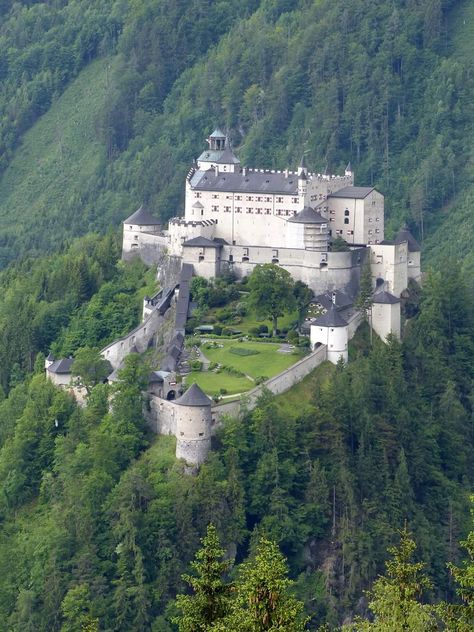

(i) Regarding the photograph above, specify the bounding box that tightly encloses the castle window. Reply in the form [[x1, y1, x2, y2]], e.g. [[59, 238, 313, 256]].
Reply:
[[368, 229, 373, 235], [199, 432, 204, 436], [376, 255, 383, 263], [235, 195, 242, 201], [224, 206, 231, 212], [344, 218, 349, 224], [211, 205, 218, 212], [292, 197, 299, 203], [375, 228, 380, 233], [242, 256, 249, 262], [276, 196, 283, 203], [195, 192, 202, 198], [265, 196, 272, 202], [246, 208, 253, 213], [235, 206, 242, 213], [372, 199, 376, 205], [265, 209, 271, 214], [256, 208, 262, 214], [368, 217, 372, 222], [256, 196, 262, 202], [376, 217, 380, 221], [246, 195, 253, 201], [199, 255, 204, 262], [229, 254, 234, 262], [345, 209, 349, 216], [243, 248, 249, 256], [212, 194, 219, 199]]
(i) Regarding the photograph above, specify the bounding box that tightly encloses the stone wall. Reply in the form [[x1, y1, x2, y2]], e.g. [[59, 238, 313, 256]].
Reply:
[[122, 231, 167, 266], [211, 344, 328, 424]]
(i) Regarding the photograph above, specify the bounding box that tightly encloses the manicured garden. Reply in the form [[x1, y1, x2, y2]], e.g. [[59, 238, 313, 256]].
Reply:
[[185, 339, 306, 397]]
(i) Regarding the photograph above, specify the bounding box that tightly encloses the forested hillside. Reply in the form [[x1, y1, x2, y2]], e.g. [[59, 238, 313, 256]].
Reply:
[[0, 0, 472, 271], [0, 1, 473, 630]]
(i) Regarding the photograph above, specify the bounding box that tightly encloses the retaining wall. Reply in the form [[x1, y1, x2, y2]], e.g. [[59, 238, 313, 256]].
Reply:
[[211, 344, 328, 424]]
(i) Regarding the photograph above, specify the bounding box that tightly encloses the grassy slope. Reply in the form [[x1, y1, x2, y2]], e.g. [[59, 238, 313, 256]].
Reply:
[[423, 0, 474, 275], [0, 57, 116, 262]]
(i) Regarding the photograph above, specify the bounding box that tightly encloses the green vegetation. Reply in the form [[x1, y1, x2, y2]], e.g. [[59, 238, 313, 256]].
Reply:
[[186, 371, 253, 397], [248, 264, 296, 336], [201, 340, 304, 379]]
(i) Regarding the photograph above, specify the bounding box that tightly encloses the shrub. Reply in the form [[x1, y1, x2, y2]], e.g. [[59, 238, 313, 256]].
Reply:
[[219, 388, 228, 395], [209, 362, 218, 371], [258, 324, 269, 334], [255, 375, 268, 385], [189, 360, 202, 371], [249, 326, 260, 335]]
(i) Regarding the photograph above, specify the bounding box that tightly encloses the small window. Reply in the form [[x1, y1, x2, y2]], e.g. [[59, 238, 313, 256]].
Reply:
[[199, 255, 204, 262], [344, 209, 349, 216], [344, 218, 349, 224]]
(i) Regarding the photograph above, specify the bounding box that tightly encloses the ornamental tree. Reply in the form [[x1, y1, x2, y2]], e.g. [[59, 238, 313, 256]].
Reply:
[[248, 264, 295, 336]]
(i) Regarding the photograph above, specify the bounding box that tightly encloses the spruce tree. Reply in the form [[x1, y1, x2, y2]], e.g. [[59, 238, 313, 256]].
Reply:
[[174, 524, 232, 632], [211, 537, 308, 631]]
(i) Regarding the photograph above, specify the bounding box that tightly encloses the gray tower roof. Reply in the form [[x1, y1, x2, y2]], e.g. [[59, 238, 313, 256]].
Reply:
[[372, 290, 400, 304], [395, 225, 421, 252], [176, 383, 211, 407], [47, 358, 74, 374], [313, 304, 347, 327], [209, 128, 226, 138], [288, 206, 326, 224], [328, 186, 375, 199], [123, 205, 161, 225]]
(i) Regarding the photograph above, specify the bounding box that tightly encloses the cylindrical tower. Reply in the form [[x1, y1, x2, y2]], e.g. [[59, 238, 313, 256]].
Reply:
[[174, 383, 212, 466], [310, 303, 349, 364]]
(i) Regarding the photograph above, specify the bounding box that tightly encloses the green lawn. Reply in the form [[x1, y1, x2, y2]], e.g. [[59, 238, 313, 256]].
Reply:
[[274, 361, 335, 417], [186, 371, 253, 396], [200, 339, 305, 379]]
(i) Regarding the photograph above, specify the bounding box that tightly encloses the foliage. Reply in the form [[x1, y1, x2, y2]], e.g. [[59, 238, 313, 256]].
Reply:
[[211, 537, 308, 631], [71, 347, 112, 394], [346, 528, 437, 631], [248, 264, 296, 336], [174, 524, 233, 632]]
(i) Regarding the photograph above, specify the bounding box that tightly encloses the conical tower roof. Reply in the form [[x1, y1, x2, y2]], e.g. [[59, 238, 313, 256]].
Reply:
[[124, 205, 161, 225], [313, 303, 347, 327], [176, 383, 211, 407], [209, 128, 226, 138], [288, 206, 326, 224]]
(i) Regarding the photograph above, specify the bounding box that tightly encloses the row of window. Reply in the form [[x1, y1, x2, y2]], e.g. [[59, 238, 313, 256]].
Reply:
[[203, 193, 299, 203]]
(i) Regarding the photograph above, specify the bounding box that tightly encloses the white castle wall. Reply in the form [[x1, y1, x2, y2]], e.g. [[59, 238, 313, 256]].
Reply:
[[175, 403, 212, 466], [370, 242, 408, 297], [372, 302, 401, 341], [122, 229, 167, 265]]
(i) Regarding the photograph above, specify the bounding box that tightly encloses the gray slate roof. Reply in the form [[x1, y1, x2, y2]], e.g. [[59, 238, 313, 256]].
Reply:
[[315, 289, 353, 311], [313, 304, 348, 327], [288, 206, 326, 224], [328, 186, 375, 199], [176, 383, 211, 407], [209, 128, 226, 138], [191, 169, 299, 195], [183, 236, 222, 248], [372, 290, 400, 304], [395, 226, 421, 252], [124, 205, 161, 225], [48, 358, 73, 374], [197, 147, 240, 165]]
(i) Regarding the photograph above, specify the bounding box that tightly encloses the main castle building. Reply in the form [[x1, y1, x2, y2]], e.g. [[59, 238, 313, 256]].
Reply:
[[123, 128, 419, 301]]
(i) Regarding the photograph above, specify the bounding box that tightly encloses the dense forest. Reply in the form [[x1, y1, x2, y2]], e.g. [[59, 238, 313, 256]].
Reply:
[[0, 234, 472, 629], [0, 0, 472, 271], [0, 0, 472, 630]]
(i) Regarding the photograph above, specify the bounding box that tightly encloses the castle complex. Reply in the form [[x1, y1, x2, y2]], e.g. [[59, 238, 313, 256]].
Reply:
[[48, 129, 422, 467]]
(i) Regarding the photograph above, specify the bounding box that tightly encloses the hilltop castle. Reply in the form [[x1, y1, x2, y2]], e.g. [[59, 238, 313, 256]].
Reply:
[[123, 128, 420, 339], [47, 130, 422, 468]]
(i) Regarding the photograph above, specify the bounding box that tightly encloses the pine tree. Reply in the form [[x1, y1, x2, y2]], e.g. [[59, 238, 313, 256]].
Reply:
[[347, 527, 437, 631], [211, 537, 308, 631], [174, 524, 233, 632]]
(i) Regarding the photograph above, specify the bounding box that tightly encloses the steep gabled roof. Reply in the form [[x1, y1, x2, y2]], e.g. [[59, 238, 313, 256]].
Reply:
[[328, 186, 375, 199], [192, 201, 204, 209], [373, 290, 400, 304], [312, 304, 347, 327], [47, 358, 73, 374], [191, 169, 299, 195], [215, 147, 240, 164], [123, 205, 161, 225], [176, 383, 211, 407], [183, 236, 222, 248], [395, 226, 421, 252], [288, 206, 326, 224]]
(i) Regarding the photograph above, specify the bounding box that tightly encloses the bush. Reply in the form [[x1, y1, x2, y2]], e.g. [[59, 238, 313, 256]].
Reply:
[[255, 375, 268, 385], [209, 362, 218, 371], [219, 388, 228, 395], [249, 326, 260, 335], [258, 324, 269, 334], [189, 360, 202, 371]]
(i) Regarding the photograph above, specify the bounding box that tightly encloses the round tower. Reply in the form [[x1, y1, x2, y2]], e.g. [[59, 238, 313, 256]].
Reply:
[[310, 303, 349, 364], [174, 383, 212, 466], [286, 206, 329, 251]]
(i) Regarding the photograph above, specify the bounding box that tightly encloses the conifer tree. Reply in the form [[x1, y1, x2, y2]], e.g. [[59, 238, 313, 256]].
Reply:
[[211, 537, 308, 631], [174, 524, 233, 632], [346, 527, 437, 631]]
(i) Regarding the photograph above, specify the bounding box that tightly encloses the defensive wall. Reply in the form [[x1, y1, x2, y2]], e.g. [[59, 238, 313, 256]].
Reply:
[[210, 343, 328, 424], [122, 231, 167, 266]]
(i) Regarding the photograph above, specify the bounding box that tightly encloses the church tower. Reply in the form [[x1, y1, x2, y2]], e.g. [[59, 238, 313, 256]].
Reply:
[[196, 128, 240, 173]]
